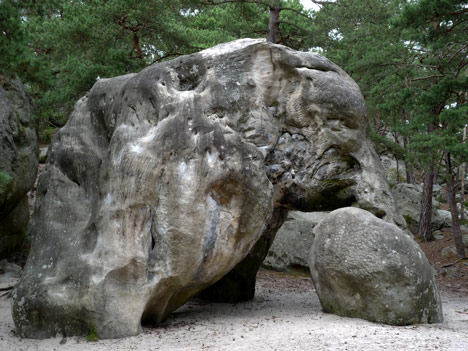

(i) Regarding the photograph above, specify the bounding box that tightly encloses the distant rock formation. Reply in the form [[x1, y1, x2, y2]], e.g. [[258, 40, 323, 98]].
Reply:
[[0, 77, 38, 259], [392, 183, 449, 234], [14, 39, 405, 339], [263, 211, 329, 272], [310, 207, 443, 325]]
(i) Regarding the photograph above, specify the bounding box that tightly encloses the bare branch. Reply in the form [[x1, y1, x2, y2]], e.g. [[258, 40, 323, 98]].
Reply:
[[409, 74, 445, 82], [377, 62, 439, 69], [150, 51, 185, 65], [311, 0, 339, 7], [444, 44, 468, 65], [201, 0, 271, 8], [455, 60, 468, 78]]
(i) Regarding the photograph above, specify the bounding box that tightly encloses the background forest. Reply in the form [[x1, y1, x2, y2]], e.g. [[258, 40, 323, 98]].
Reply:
[[1, 0, 467, 248]]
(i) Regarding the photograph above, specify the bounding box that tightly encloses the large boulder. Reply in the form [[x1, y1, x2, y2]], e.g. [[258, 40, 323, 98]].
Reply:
[[14, 39, 403, 339], [263, 211, 329, 272], [0, 77, 38, 258], [310, 207, 443, 325], [392, 183, 446, 233], [436, 209, 452, 228], [198, 39, 405, 302]]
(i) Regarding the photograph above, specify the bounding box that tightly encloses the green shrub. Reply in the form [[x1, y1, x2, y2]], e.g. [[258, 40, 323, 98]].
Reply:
[[86, 324, 99, 342], [0, 172, 12, 189], [38, 126, 57, 144], [387, 168, 405, 186], [403, 214, 415, 226]]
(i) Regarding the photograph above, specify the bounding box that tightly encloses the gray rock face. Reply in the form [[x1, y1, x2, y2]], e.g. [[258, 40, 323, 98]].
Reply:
[[379, 155, 406, 187], [436, 209, 452, 228], [263, 211, 329, 271], [14, 39, 402, 339], [310, 207, 443, 325], [392, 183, 446, 233], [0, 78, 38, 258], [0, 259, 22, 290], [198, 209, 288, 302], [432, 184, 444, 201], [456, 203, 468, 218]]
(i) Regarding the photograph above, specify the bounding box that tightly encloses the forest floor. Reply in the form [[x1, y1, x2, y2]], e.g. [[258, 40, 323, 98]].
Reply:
[[419, 227, 468, 294], [1, 164, 465, 350]]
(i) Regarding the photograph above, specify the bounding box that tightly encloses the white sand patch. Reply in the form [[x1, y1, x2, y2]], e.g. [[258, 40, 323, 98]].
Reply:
[[1, 270, 467, 350]]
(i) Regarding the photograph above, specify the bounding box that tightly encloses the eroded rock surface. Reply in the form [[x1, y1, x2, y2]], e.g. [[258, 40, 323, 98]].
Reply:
[[310, 207, 443, 325], [0, 78, 38, 259], [14, 39, 403, 339], [263, 211, 329, 272]]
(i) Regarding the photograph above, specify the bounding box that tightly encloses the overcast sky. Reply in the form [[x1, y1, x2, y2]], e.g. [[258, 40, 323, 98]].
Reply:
[[300, 0, 321, 11]]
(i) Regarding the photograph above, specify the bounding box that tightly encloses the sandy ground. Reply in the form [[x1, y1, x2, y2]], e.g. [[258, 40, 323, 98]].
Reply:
[[1, 270, 468, 351]]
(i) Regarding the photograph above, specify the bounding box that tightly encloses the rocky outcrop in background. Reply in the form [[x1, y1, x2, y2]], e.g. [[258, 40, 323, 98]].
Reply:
[[14, 39, 406, 339], [380, 155, 406, 187], [263, 211, 329, 272], [0, 77, 38, 259], [392, 183, 452, 234], [310, 207, 443, 325]]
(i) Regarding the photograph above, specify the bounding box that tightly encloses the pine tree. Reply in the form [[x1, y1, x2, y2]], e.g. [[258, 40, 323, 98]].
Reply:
[[397, 0, 468, 253], [0, 0, 30, 77]]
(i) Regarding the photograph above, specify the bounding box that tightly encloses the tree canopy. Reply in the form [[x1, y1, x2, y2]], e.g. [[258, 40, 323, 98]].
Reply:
[[2, 0, 315, 140], [2, 0, 468, 189], [2, 0, 468, 251]]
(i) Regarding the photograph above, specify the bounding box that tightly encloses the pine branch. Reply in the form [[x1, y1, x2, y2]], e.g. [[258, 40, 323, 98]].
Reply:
[[279, 6, 313, 20], [278, 20, 312, 34], [428, 8, 468, 22]]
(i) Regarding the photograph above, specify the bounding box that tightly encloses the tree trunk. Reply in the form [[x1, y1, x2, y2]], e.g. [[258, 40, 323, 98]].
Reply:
[[418, 168, 435, 241], [446, 153, 466, 259], [396, 157, 400, 184], [268, 4, 281, 43], [406, 167, 413, 184], [133, 33, 144, 61], [461, 125, 467, 221], [402, 129, 413, 184]]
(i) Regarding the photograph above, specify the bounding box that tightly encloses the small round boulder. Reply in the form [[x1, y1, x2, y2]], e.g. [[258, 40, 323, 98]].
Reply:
[[309, 207, 443, 325]]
